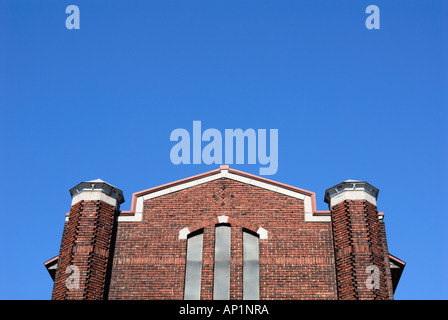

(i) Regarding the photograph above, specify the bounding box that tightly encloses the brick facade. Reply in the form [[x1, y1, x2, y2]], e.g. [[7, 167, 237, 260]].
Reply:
[[46, 167, 404, 300], [52, 200, 117, 300], [330, 200, 388, 299]]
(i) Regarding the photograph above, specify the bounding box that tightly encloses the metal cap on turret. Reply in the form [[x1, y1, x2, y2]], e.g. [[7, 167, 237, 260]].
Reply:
[[324, 180, 379, 208], [69, 179, 124, 208]]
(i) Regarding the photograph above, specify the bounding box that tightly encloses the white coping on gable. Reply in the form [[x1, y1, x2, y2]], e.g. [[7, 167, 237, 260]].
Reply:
[[117, 170, 330, 222], [117, 196, 144, 222], [304, 196, 331, 222], [142, 173, 223, 201]]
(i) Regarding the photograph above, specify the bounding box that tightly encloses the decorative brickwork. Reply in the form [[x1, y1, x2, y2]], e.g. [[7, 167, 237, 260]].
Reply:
[[46, 169, 404, 300], [52, 200, 117, 300], [330, 200, 390, 299], [107, 178, 337, 300]]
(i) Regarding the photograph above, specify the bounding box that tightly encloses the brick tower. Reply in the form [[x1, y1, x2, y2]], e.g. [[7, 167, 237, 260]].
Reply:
[[325, 180, 391, 299], [51, 179, 124, 300]]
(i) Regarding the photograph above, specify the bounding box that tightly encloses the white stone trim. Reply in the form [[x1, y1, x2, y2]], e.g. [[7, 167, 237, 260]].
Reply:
[[303, 195, 331, 222], [220, 169, 229, 177], [142, 173, 223, 201], [276, 187, 306, 200], [225, 172, 251, 185], [141, 187, 174, 200], [179, 227, 190, 240], [248, 178, 276, 191], [257, 226, 268, 239], [227, 172, 307, 200], [325, 180, 379, 208], [329, 190, 377, 207], [67, 179, 124, 222], [117, 212, 143, 222], [135, 196, 144, 213], [71, 191, 119, 208], [117, 197, 144, 222], [218, 215, 229, 223]]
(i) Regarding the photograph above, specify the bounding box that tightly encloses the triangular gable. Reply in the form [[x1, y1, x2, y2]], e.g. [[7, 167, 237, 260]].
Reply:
[[118, 165, 330, 222]]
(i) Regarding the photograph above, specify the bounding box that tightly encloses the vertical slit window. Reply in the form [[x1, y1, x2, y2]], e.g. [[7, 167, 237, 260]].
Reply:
[[243, 229, 260, 300], [213, 224, 231, 300], [184, 229, 203, 300]]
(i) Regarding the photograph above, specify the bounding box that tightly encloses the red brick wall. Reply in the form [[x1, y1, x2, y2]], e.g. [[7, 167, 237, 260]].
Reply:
[[331, 200, 390, 300], [107, 178, 338, 300], [380, 218, 394, 299], [52, 200, 116, 300]]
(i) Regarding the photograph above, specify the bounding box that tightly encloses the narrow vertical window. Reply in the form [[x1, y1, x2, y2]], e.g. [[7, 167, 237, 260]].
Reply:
[[213, 224, 231, 300], [184, 229, 203, 300], [243, 229, 259, 300]]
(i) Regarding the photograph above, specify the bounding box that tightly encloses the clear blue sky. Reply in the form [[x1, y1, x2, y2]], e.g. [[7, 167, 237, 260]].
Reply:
[[0, 1, 446, 300]]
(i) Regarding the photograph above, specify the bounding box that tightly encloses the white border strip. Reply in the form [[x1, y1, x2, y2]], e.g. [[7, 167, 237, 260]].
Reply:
[[71, 191, 119, 208], [304, 196, 330, 222]]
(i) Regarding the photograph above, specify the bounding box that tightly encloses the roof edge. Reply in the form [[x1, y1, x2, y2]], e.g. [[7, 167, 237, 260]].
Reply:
[[120, 166, 328, 218]]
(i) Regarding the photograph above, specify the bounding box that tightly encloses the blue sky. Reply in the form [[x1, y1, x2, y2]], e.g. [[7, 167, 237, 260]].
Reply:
[[0, 0, 447, 300]]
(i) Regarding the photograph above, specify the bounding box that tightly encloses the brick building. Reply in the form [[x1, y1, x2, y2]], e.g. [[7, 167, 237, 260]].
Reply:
[[44, 165, 405, 300]]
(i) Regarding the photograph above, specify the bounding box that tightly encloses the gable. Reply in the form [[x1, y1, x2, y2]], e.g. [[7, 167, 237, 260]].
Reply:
[[118, 165, 330, 222]]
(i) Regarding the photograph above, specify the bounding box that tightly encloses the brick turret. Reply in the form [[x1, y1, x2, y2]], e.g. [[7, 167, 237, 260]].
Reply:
[[325, 180, 391, 299], [51, 179, 124, 300]]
